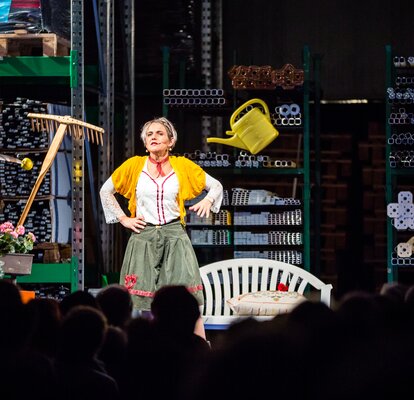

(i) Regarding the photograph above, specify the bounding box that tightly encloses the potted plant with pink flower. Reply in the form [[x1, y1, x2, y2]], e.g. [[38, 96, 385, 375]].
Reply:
[[0, 221, 36, 278]]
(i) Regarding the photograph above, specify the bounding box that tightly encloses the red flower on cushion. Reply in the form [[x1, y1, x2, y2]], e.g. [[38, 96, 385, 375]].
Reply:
[[277, 283, 289, 292], [125, 274, 137, 290]]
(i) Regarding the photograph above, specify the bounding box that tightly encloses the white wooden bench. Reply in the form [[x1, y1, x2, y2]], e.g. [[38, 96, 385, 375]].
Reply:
[[199, 258, 333, 330]]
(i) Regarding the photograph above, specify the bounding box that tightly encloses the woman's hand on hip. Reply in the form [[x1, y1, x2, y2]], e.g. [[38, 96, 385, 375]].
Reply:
[[189, 197, 213, 219], [118, 215, 146, 233]]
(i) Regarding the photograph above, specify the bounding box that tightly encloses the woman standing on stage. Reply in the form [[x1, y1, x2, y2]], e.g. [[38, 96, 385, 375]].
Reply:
[[100, 117, 223, 336]]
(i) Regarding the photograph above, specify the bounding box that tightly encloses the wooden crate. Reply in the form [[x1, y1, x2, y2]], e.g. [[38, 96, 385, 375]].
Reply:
[[0, 30, 70, 56]]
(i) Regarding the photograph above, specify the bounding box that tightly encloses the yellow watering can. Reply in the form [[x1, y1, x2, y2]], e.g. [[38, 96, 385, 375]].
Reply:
[[206, 98, 279, 154]]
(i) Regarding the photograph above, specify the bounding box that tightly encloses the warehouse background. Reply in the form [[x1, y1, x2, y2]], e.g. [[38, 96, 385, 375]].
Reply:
[[125, 0, 414, 297], [1, 0, 413, 299]]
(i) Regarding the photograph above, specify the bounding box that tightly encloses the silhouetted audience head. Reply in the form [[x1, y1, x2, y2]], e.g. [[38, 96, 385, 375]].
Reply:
[[57, 305, 107, 362], [0, 280, 27, 351], [59, 290, 99, 316], [151, 285, 200, 335], [380, 282, 408, 305], [335, 291, 382, 339], [25, 298, 61, 358], [96, 284, 132, 328]]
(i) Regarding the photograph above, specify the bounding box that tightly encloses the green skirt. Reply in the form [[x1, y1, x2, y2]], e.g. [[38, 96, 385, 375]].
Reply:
[[120, 220, 204, 311]]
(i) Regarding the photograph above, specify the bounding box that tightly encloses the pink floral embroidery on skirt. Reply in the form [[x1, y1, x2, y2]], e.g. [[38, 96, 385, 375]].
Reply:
[[124, 274, 138, 290]]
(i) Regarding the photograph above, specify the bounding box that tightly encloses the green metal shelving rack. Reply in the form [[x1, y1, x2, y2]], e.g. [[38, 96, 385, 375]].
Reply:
[[0, 2, 85, 290], [385, 44, 414, 283], [167, 45, 313, 273], [0, 51, 79, 290]]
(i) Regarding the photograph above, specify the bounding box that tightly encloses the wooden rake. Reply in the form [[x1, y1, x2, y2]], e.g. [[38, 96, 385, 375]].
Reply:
[[18, 113, 104, 227]]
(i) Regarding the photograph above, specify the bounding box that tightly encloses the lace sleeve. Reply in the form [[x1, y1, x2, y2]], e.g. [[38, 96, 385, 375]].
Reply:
[[99, 177, 127, 224], [205, 173, 223, 213]]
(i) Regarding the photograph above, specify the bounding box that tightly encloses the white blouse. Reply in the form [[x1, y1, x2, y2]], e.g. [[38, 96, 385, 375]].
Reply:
[[100, 158, 223, 224]]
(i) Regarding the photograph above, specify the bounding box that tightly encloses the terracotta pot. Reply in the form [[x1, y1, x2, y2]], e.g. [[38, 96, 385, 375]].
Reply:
[[0, 253, 33, 275]]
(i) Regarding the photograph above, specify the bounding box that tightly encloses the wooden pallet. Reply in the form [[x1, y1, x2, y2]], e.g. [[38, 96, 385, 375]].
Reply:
[[0, 30, 70, 56]]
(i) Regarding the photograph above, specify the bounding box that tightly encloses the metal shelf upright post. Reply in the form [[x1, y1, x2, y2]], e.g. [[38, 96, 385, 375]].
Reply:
[[71, 0, 85, 289]]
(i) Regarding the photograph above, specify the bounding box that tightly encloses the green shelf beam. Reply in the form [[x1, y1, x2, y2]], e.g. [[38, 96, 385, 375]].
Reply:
[[17, 257, 78, 293], [0, 51, 103, 89], [0, 56, 71, 77]]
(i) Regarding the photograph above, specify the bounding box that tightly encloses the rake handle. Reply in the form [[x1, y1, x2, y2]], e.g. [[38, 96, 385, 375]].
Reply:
[[18, 123, 68, 227]]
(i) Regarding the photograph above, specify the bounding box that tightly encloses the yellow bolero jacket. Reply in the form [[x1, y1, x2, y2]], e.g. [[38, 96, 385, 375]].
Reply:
[[111, 156, 206, 225]]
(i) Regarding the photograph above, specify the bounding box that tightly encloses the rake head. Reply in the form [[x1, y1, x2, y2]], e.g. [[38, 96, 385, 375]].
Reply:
[[28, 113, 105, 145], [17, 113, 105, 228]]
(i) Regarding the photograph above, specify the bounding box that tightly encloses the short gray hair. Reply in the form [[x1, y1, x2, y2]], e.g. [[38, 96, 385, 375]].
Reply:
[[140, 117, 177, 149]]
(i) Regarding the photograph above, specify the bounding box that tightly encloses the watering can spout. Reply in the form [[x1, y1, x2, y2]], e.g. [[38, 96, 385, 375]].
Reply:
[[206, 135, 249, 151]]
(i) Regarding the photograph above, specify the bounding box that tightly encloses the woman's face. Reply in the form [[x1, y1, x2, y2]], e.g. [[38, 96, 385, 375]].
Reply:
[[145, 122, 174, 155]]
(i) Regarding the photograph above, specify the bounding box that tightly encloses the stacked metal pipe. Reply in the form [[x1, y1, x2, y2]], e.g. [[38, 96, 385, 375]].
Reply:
[[271, 63, 305, 90], [185, 189, 230, 207], [0, 98, 48, 148], [231, 188, 300, 206], [228, 65, 275, 89], [189, 228, 231, 245], [388, 132, 414, 145], [395, 76, 414, 86], [0, 199, 53, 242], [387, 88, 414, 104], [234, 231, 302, 245], [0, 152, 51, 197], [233, 209, 302, 225], [163, 88, 227, 107], [387, 107, 414, 124], [393, 56, 414, 68], [182, 150, 296, 169], [234, 250, 303, 265], [186, 209, 231, 226], [389, 150, 414, 168], [183, 150, 232, 167], [235, 151, 296, 168], [271, 104, 302, 126], [228, 63, 304, 90], [391, 253, 414, 266]]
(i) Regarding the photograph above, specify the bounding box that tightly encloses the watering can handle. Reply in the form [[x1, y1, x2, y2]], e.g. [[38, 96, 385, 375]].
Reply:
[[230, 98, 270, 129]]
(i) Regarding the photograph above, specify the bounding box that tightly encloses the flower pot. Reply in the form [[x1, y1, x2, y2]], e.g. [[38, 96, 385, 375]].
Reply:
[[0, 253, 34, 275]]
